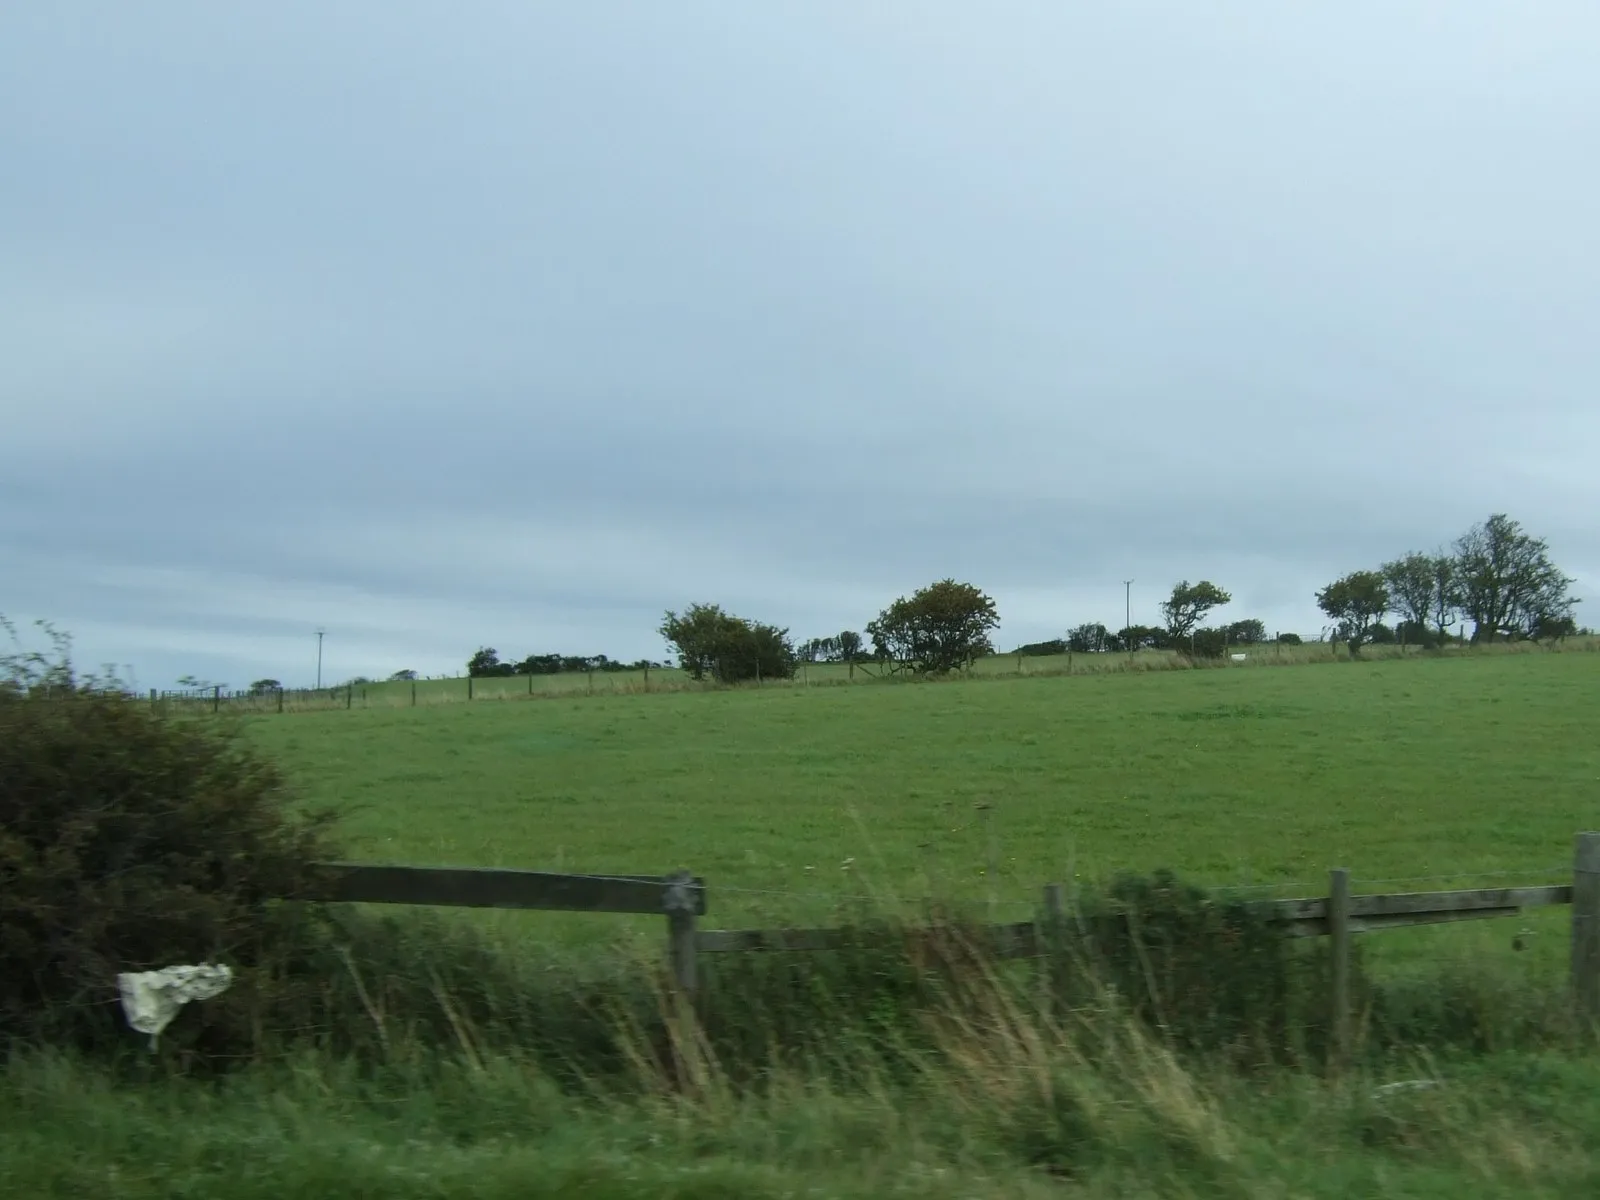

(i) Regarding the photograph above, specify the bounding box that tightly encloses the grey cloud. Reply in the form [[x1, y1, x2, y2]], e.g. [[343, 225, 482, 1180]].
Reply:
[[4, 3, 1597, 687]]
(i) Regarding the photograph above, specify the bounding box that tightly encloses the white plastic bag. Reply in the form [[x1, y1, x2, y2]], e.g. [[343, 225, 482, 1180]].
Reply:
[[117, 964, 234, 1049]]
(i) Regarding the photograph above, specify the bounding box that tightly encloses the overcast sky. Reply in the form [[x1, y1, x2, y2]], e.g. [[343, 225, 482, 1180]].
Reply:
[[3, 3, 1597, 689]]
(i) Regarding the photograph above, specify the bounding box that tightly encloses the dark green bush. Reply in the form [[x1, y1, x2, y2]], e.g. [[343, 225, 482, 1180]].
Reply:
[[1047, 870, 1338, 1063], [0, 652, 340, 1059]]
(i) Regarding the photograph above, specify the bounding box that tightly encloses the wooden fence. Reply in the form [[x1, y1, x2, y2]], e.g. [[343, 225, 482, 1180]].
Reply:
[[311, 831, 1600, 1062]]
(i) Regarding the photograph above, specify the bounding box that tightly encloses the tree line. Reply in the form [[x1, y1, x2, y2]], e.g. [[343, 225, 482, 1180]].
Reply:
[[1314, 512, 1581, 656], [445, 512, 1582, 687], [465, 648, 665, 678], [651, 512, 1583, 683]]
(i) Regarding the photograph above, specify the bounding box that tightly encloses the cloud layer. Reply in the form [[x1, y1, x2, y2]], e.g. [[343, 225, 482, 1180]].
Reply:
[[4, 3, 1596, 688]]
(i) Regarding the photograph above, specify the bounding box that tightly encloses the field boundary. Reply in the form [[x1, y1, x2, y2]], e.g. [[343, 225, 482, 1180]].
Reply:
[[127, 636, 1600, 714], [306, 832, 1600, 1066]]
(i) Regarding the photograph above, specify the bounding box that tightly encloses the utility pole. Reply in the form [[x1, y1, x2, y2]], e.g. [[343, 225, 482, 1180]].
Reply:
[[1123, 580, 1133, 659], [316, 628, 326, 690]]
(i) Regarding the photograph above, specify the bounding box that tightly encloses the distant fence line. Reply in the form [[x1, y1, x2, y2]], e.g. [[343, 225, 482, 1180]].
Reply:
[[307, 831, 1600, 1069], [132, 637, 1600, 715]]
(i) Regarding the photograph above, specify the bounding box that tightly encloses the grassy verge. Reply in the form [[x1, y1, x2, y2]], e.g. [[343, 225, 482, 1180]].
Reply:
[[5, 991, 1598, 1197], [8, 883, 1599, 1197]]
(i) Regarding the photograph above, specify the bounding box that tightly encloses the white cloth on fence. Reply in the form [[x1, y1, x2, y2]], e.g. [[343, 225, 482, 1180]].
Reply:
[[117, 964, 234, 1047]]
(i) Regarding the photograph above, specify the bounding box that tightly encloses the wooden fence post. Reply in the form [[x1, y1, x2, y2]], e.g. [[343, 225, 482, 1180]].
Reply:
[[1571, 832, 1600, 1023], [212, 685, 220, 713], [149, 687, 157, 706], [643, 663, 650, 692], [346, 684, 353, 710], [467, 675, 474, 701], [277, 687, 284, 714], [1328, 867, 1352, 1070], [411, 681, 417, 707], [663, 870, 700, 999]]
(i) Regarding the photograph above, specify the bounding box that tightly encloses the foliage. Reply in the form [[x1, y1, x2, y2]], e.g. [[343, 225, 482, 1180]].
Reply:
[[1015, 638, 1068, 657], [660, 603, 796, 684], [1225, 619, 1267, 645], [467, 647, 515, 678], [1453, 513, 1579, 642], [1393, 619, 1439, 648], [1067, 623, 1111, 653], [1275, 632, 1303, 645], [1112, 624, 1166, 652], [798, 631, 867, 663], [0, 631, 340, 1058], [388, 669, 418, 681], [867, 579, 1000, 675], [1186, 627, 1228, 659], [1160, 580, 1231, 638], [1056, 870, 1325, 1056], [248, 679, 281, 695], [1316, 570, 1390, 657], [1530, 614, 1580, 642], [1381, 552, 1439, 639]]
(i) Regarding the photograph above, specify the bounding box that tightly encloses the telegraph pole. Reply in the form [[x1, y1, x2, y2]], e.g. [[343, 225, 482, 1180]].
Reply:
[[1123, 580, 1133, 659], [316, 628, 326, 689]]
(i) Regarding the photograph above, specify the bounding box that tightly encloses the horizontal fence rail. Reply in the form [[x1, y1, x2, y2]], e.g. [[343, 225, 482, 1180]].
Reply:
[[303, 832, 1600, 1062], [314, 863, 707, 916]]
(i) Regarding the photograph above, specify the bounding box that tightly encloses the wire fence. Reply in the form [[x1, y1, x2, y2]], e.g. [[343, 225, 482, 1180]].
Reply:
[[115, 635, 1600, 716]]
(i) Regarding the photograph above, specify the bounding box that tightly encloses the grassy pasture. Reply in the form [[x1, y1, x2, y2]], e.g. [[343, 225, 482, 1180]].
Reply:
[[215, 635, 1600, 711], [9, 650, 1600, 1197], [247, 649, 1600, 972]]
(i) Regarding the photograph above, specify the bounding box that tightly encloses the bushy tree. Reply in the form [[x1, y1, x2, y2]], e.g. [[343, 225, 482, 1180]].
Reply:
[[1225, 619, 1267, 645], [1067, 623, 1110, 653], [248, 678, 281, 695], [660, 603, 796, 683], [1316, 570, 1390, 657], [1276, 632, 1303, 645], [0, 622, 340, 1057], [867, 579, 999, 675], [1161, 581, 1231, 639], [1381, 552, 1438, 643], [1113, 624, 1166, 652], [1453, 513, 1578, 642], [466, 647, 515, 677], [1188, 628, 1227, 659], [389, 669, 418, 681], [1015, 638, 1068, 656]]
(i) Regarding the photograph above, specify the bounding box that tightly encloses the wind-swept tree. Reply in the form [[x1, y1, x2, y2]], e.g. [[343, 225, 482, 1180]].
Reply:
[[1452, 514, 1578, 642], [660, 603, 796, 683], [1067, 623, 1110, 653], [1382, 552, 1439, 646], [1316, 571, 1390, 658], [1161, 581, 1231, 640], [867, 579, 999, 675]]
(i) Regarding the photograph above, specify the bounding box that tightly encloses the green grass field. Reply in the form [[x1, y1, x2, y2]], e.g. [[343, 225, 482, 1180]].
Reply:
[[203, 634, 1599, 711], [11, 648, 1600, 1197], [248, 649, 1600, 925]]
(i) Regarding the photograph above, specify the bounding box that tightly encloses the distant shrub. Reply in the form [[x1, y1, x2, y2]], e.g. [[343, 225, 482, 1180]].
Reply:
[[0, 627, 340, 1059], [1276, 632, 1303, 645], [1051, 870, 1331, 1060], [1015, 639, 1067, 657], [1186, 628, 1228, 660]]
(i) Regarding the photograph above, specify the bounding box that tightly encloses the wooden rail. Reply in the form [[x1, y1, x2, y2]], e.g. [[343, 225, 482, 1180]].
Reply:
[[316, 862, 706, 915], [305, 833, 1600, 1032]]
